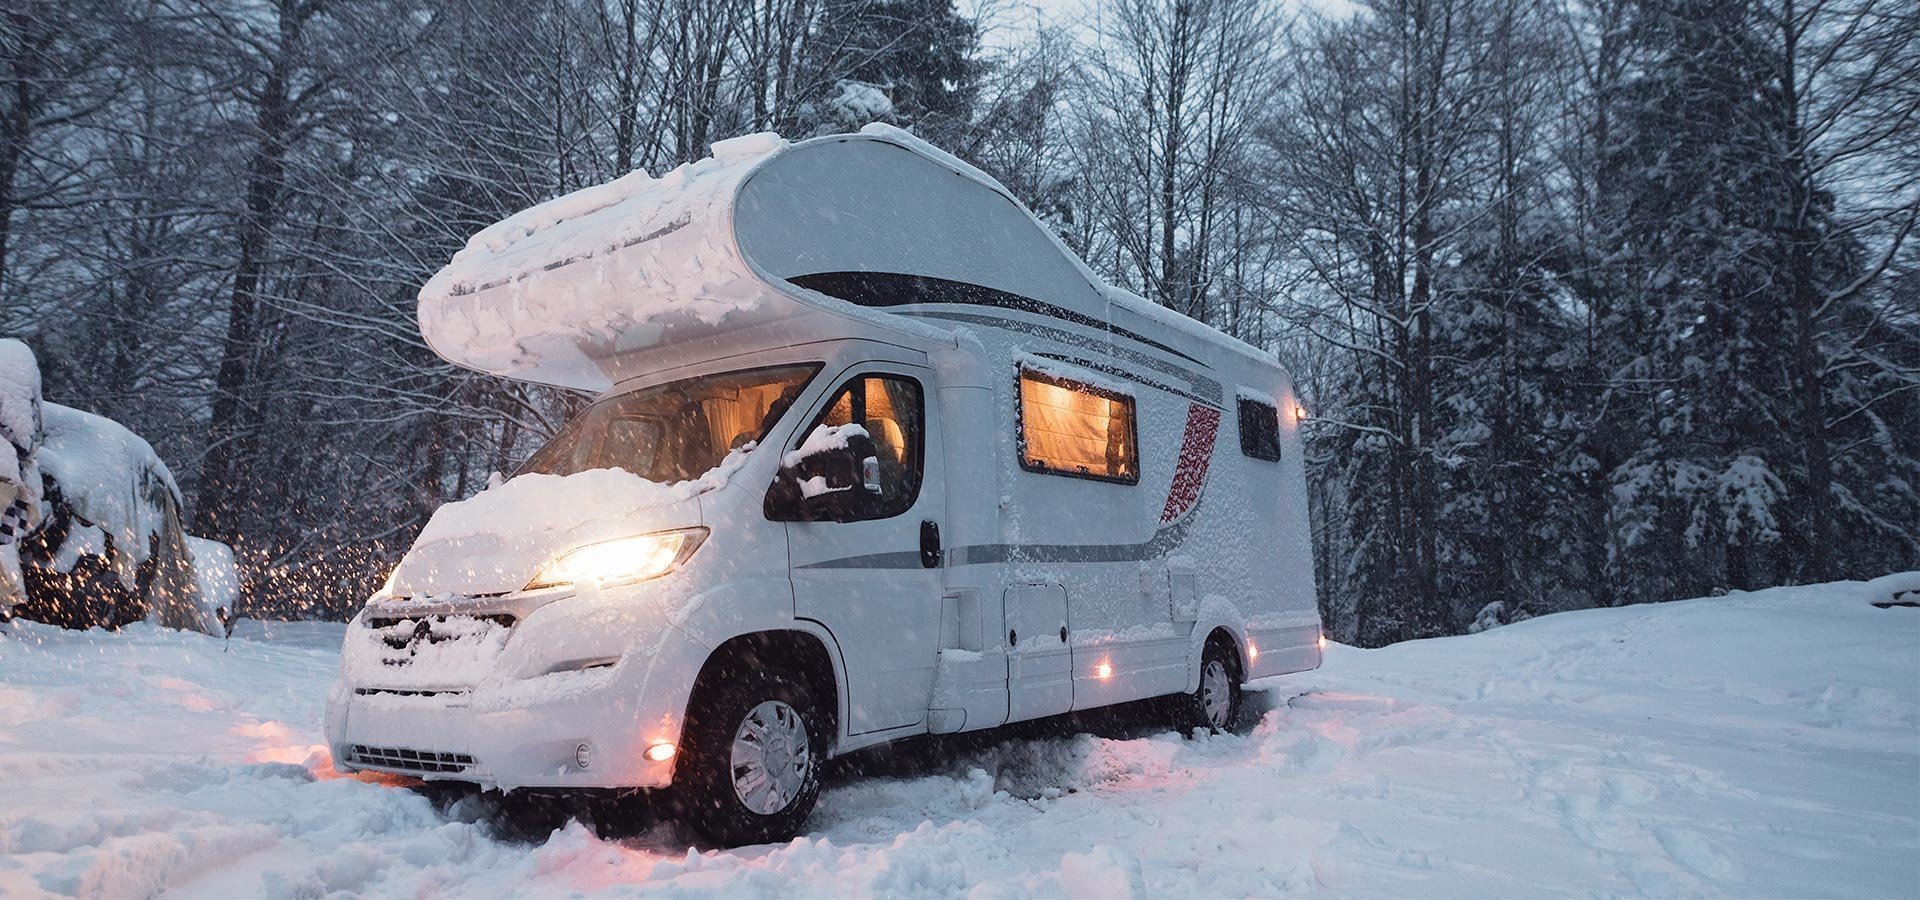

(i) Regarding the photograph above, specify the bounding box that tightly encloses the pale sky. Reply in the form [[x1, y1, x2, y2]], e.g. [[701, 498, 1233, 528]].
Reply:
[[962, 0, 1359, 51]]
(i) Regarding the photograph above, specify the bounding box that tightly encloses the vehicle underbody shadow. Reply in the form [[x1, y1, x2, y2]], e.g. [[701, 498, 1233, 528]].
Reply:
[[819, 687, 1285, 796], [402, 688, 1285, 849], [822, 696, 1190, 787], [408, 780, 722, 849]]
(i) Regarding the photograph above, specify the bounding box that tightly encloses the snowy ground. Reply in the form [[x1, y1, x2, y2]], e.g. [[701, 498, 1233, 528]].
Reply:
[[2, 578, 1916, 898]]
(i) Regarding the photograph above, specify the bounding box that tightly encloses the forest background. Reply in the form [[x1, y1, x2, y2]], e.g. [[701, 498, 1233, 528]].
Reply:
[[2, 0, 1914, 643]]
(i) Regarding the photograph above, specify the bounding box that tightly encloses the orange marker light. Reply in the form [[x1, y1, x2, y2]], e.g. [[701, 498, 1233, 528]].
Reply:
[[1318, 633, 1328, 652], [1247, 640, 1260, 661], [645, 743, 676, 762], [1295, 403, 1310, 423], [1095, 662, 1113, 680]]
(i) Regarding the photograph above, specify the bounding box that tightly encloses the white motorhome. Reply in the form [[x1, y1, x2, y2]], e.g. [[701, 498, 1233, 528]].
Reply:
[[325, 126, 1321, 845]]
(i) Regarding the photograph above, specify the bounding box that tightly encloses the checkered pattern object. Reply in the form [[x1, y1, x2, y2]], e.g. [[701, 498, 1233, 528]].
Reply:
[[0, 496, 32, 545]]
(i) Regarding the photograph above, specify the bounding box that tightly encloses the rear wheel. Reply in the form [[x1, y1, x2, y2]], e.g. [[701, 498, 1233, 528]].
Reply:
[[1176, 638, 1242, 733], [677, 668, 825, 845]]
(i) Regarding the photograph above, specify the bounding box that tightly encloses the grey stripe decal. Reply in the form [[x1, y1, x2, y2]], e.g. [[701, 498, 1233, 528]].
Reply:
[[949, 507, 1198, 566], [786, 270, 1208, 367], [796, 494, 1205, 570], [901, 310, 1225, 406], [796, 550, 925, 570]]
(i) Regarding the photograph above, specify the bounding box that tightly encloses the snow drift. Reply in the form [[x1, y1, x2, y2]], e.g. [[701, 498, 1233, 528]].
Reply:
[[1, 576, 1914, 897]]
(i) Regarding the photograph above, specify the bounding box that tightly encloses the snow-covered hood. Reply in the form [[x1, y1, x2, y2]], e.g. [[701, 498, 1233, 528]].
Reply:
[[390, 464, 728, 597]]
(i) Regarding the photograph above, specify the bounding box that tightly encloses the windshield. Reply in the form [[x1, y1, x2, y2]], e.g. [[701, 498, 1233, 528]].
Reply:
[[516, 364, 821, 482]]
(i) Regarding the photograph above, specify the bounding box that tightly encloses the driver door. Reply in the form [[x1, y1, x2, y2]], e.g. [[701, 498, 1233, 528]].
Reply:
[[781, 365, 945, 735]]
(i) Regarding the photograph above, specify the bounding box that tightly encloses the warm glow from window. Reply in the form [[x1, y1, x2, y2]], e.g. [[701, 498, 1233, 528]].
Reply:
[[1019, 370, 1137, 482], [1095, 662, 1113, 679]]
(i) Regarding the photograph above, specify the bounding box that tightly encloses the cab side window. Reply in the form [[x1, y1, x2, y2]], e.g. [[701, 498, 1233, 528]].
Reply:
[[796, 374, 925, 520]]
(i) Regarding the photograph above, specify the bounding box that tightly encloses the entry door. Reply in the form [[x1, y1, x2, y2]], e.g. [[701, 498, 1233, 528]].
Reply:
[[786, 367, 945, 734], [1005, 582, 1072, 722]]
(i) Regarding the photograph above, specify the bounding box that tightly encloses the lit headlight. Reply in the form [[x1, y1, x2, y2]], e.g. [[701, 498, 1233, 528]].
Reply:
[[527, 527, 708, 591]]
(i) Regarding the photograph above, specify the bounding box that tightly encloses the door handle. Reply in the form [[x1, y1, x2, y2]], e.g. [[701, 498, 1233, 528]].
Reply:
[[1059, 626, 1068, 643], [920, 520, 941, 568]]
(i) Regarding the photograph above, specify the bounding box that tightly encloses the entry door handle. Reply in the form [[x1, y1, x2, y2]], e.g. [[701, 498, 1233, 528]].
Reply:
[[920, 520, 941, 568]]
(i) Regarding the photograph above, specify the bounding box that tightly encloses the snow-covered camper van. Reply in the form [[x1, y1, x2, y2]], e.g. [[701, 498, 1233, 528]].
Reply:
[[326, 126, 1321, 844]]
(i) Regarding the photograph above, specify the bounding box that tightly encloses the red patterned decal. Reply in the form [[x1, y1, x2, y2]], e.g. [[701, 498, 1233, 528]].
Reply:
[[1161, 405, 1221, 523]]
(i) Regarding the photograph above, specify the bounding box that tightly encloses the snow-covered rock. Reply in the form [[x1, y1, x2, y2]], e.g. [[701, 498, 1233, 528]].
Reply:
[[0, 340, 43, 611], [0, 348, 213, 632], [38, 403, 182, 583], [1467, 599, 1507, 633], [28, 403, 206, 632], [187, 536, 240, 633], [0, 338, 41, 455]]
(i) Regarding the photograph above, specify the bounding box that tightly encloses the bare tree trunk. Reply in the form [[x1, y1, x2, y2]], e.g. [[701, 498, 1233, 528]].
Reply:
[[0, 74, 30, 308], [197, 3, 308, 539]]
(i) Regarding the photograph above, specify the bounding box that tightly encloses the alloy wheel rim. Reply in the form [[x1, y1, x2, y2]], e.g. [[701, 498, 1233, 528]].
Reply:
[[730, 699, 811, 815], [1201, 659, 1233, 727]]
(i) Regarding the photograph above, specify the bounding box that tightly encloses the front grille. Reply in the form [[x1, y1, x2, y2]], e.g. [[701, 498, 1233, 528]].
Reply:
[[385, 590, 511, 604], [365, 612, 517, 632], [365, 613, 517, 654], [353, 687, 470, 698], [348, 744, 475, 773]]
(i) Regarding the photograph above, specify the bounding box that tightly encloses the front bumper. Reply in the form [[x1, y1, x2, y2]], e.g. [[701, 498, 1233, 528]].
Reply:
[[326, 670, 679, 790], [324, 589, 711, 791]]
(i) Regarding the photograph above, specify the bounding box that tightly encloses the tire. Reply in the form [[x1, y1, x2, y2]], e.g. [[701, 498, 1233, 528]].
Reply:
[[1176, 638, 1242, 734], [676, 667, 826, 845]]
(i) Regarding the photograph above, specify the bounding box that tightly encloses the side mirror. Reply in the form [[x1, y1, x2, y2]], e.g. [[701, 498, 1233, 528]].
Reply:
[[765, 424, 882, 522]]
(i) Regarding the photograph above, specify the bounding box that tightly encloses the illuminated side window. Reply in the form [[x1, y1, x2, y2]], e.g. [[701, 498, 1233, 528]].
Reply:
[[1017, 368, 1138, 484]]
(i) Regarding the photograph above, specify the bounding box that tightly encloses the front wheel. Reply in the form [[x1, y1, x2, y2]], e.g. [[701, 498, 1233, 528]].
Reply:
[[677, 669, 825, 845], [1176, 639, 1242, 733]]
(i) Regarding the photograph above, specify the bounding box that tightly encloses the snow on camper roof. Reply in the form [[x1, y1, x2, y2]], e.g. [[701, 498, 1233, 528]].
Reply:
[[417, 133, 796, 391], [418, 126, 1273, 392]]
